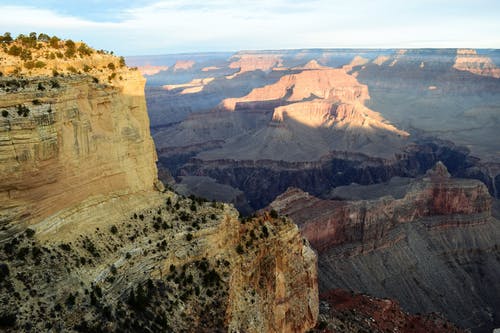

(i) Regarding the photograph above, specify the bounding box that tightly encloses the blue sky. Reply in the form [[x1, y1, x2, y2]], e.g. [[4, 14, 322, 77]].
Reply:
[[0, 0, 499, 56]]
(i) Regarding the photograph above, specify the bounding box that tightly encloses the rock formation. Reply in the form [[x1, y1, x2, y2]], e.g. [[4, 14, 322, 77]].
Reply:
[[228, 53, 283, 77], [454, 49, 500, 78], [312, 289, 464, 333], [0, 42, 158, 236], [137, 65, 169, 76], [0, 35, 318, 332], [173, 60, 195, 71], [268, 163, 500, 332]]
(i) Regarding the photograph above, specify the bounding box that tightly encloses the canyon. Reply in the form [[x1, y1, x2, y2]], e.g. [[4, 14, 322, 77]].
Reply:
[[0, 35, 498, 332], [127, 48, 500, 332], [269, 163, 500, 332], [132, 49, 500, 213]]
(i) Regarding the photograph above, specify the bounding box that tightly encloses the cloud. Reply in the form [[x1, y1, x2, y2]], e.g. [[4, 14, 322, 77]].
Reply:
[[0, 0, 498, 55]]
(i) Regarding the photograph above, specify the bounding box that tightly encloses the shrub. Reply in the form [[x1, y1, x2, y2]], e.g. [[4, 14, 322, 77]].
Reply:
[[107, 62, 116, 71], [35, 61, 46, 68], [269, 209, 278, 219], [7, 45, 21, 56], [1, 111, 8, 118], [0, 263, 9, 282], [186, 233, 193, 241], [110, 225, 118, 234], [66, 293, 76, 308], [17, 105, 30, 117], [77, 43, 92, 56], [49, 36, 60, 48], [236, 244, 244, 255], [0, 32, 13, 44], [261, 225, 269, 238], [25, 228, 35, 238], [67, 66, 78, 74], [38, 33, 50, 42], [0, 313, 16, 328], [59, 243, 71, 252]]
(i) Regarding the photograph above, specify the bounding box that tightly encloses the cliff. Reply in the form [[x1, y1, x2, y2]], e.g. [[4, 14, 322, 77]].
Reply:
[[0, 35, 319, 332], [228, 53, 283, 77], [268, 163, 500, 332], [221, 68, 370, 111], [0, 52, 158, 237], [454, 49, 500, 78], [0, 192, 318, 332]]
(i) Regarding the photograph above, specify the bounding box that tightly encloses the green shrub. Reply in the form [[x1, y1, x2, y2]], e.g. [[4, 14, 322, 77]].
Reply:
[[7, 45, 21, 56], [0, 263, 9, 282], [25, 228, 35, 238]]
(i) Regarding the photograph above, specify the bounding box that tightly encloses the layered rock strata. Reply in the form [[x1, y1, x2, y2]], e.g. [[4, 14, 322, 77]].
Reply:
[[0, 37, 319, 332], [268, 163, 500, 332]]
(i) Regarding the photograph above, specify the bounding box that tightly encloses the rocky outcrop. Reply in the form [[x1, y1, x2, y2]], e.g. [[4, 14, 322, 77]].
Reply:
[[454, 49, 500, 78], [137, 65, 169, 76], [270, 162, 491, 252], [0, 36, 318, 333], [228, 53, 283, 77], [227, 211, 318, 333], [221, 68, 370, 111], [0, 68, 158, 236], [313, 289, 464, 333], [0, 191, 318, 332], [173, 60, 195, 71], [268, 163, 500, 332]]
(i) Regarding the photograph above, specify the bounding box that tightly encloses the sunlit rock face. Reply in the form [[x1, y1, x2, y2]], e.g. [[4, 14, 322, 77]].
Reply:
[[0, 39, 319, 333], [173, 60, 195, 71], [0, 69, 158, 235], [228, 53, 284, 77], [454, 49, 500, 78]]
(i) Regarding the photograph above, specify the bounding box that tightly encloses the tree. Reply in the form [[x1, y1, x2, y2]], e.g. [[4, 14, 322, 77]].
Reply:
[[49, 36, 60, 48], [2, 32, 13, 43], [38, 33, 50, 42], [64, 39, 76, 57]]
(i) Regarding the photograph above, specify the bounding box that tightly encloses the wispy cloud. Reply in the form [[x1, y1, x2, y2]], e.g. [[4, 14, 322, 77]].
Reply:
[[0, 0, 498, 55]]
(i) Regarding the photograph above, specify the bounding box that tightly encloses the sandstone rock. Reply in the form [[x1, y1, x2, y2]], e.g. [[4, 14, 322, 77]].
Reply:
[[268, 166, 500, 331], [173, 60, 195, 71], [0, 72, 158, 236], [454, 49, 500, 78], [228, 53, 283, 77], [0, 39, 318, 333]]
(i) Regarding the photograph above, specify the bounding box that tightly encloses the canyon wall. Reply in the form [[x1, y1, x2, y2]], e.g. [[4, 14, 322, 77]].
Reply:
[[0, 38, 318, 332], [0, 72, 158, 236], [269, 163, 500, 332]]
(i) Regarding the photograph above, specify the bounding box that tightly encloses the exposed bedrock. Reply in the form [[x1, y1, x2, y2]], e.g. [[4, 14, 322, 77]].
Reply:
[[268, 163, 500, 332], [174, 139, 499, 211]]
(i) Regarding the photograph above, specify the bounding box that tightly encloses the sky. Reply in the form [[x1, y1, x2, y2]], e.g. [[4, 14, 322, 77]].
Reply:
[[0, 0, 499, 56]]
